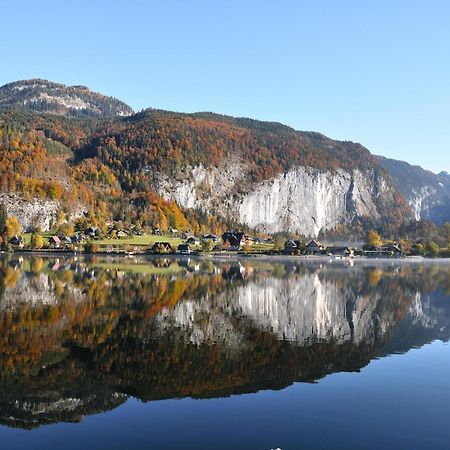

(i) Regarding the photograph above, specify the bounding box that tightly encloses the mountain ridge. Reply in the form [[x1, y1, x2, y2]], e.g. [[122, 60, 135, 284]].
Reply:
[[0, 79, 134, 118], [377, 155, 450, 224], [0, 78, 447, 236]]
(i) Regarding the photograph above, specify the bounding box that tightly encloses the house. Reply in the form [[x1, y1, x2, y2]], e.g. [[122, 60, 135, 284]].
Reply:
[[150, 242, 174, 254], [170, 228, 179, 235], [116, 230, 128, 239], [325, 246, 352, 257], [363, 244, 403, 258], [364, 244, 401, 257], [284, 240, 299, 254], [85, 226, 99, 237], [9, 236, 23, 248], [384, 243, 402, 256], [222, 232, 250, 250], [152, 227, 162, 235], [306, 239, 324, 255], [202, 234, 218, 242], [186, 236, 198, 245], [48, 236, 62, 248], [71, 233, 85, 243], [177, 244, 191, 255], [62, 236, 73, 245]]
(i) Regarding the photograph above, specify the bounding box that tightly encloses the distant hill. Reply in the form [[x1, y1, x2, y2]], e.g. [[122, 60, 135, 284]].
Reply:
[[0, 79, 134, 118], [377, 156, 450, 224]]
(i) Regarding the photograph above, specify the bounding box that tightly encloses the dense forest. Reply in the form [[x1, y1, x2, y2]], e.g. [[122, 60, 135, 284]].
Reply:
[[0, 104, 414, 237]]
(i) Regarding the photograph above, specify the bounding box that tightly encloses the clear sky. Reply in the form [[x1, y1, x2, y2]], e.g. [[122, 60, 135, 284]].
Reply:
[[1, 0, 449, 172]]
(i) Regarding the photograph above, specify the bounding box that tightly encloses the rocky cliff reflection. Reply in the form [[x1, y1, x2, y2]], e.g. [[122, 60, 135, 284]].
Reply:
[[1, 256, 450, 429]]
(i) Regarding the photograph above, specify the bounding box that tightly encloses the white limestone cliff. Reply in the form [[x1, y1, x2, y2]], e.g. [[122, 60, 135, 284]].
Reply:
[[155, 164, 393, 236]]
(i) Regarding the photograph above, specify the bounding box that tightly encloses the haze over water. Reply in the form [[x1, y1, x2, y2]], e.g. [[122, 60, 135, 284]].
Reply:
[[1, 256, 450, 449]]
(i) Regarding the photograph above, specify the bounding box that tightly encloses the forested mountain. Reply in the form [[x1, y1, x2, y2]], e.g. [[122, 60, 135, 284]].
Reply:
[[1, 78, 445, 237], [0, 79, 133, 118], [377, 156, 450, 225]]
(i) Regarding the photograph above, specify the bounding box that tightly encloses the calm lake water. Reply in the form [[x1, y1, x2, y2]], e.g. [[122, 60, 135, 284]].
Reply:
[[1, 255, 450, 449]]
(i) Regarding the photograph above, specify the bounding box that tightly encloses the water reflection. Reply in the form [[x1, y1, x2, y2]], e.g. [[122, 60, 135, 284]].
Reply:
[[1, 256, 450, 429]]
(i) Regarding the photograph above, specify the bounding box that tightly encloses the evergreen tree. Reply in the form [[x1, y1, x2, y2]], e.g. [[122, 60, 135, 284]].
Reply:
[[0, 203, 6, 236]]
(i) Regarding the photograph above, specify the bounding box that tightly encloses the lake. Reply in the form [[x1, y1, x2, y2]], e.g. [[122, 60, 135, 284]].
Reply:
[[0, 255, 450, 449]]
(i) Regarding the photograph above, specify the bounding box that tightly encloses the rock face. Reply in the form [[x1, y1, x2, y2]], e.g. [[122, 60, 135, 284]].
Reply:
[[152, 266, 440, 350], [156, 164, 394, 236], [0, 193, 85, 232], [377, 156, 450, 224], [234, 274, 352, 344], [0, 79, 134, 117], [0, 193, 60, 232]]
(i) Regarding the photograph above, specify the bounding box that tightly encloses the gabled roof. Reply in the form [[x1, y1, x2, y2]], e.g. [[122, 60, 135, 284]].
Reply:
[[307, 239, 323, 248], [326, 246, 351, 254], [9, 235, 23, 244], [202, 234, 218, 240], [151, 242, 173, 250], [222, 232, 247, 244]]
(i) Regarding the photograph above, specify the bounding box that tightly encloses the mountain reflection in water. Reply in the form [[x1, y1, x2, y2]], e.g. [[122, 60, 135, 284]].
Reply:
[[0, 255, 450, 429]]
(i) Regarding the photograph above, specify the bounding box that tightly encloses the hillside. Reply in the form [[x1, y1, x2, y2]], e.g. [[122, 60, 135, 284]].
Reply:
[[76, 109, 410, 236], [0, 79, 134, 118], [377, 156, 450, 224], [0, 80, 416, 236]]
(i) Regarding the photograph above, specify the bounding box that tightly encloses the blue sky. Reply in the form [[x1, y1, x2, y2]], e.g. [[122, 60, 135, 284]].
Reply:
[[1, 0, 449, 172]]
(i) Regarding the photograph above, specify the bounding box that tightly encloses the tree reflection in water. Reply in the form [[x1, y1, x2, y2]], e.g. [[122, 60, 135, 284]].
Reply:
[[0, 256, 450, 429]]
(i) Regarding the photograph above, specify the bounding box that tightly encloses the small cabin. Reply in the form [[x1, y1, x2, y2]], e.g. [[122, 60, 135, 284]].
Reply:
[[150, 242, 173, 254], [85, 226, 99, 237], [222, 232, 250, 249], [48, 236, 62, 248], [202, 234, 218, 242], [177, 244, 191, 255], [9, 235, 24, 248], [364, 244, 401, 257], [71, 234, 85, 243], [306, 239, 324, 255], [325, 246, 352, 257], [284, 240, 298, 254], [384, 244, 402, 256]]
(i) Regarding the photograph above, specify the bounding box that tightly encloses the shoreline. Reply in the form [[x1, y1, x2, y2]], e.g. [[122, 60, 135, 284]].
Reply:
[[2, 250, 450, 264]]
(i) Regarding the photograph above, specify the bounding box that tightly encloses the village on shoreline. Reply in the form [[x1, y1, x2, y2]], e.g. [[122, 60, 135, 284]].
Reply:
[[1, 199, 448, 259], [1, 221, 446, 259]]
